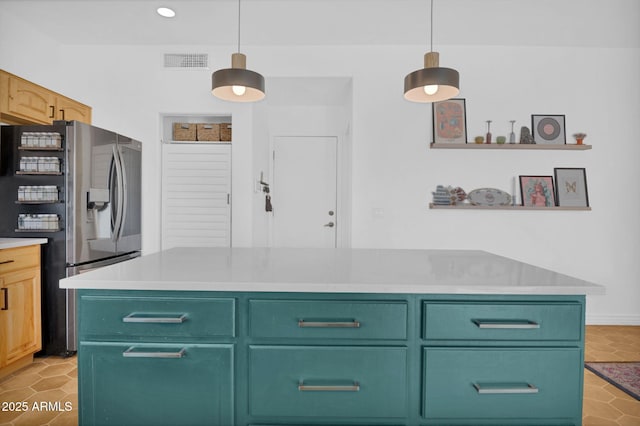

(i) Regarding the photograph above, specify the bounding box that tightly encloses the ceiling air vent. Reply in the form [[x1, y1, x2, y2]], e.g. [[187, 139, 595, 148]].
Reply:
[[164, 53, 208, 69]]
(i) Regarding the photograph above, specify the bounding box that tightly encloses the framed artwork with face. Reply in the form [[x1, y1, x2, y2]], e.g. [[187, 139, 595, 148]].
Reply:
[[520, 175, 556, 207]]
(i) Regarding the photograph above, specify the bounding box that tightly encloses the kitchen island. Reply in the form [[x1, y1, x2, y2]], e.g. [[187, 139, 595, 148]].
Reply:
[[61, 247, 604, 426]]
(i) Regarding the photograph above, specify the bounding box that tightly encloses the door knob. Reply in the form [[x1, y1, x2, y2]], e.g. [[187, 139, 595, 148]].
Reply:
[[324, 222, 335, 228]]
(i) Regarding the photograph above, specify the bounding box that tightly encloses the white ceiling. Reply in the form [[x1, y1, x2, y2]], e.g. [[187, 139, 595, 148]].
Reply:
[[1, 0, 638, 48]]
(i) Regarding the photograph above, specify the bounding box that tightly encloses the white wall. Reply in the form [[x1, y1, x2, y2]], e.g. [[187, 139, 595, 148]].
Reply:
[[2, 7, 639, 324]]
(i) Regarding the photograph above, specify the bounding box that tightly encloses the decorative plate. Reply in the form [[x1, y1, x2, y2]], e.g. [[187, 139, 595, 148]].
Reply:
[[467, 188, 512, 206]]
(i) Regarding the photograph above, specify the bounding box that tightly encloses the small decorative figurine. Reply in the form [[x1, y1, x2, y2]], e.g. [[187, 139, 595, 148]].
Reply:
[[509, 120, 516, 144], [485, 120, 492, 144], [432, 185, 466, 205], [519, 126, 535, 144], [496, 136, 506, 144], [449, 187, 467, 204], [573, 133, 587, 145], [474, 136, 484, 144]]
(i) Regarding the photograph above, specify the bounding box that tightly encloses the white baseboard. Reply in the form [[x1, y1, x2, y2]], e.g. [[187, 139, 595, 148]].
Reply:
[[586, 314, 640, 325]]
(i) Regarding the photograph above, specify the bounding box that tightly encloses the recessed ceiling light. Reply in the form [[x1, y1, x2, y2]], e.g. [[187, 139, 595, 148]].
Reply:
[[157, 7, 176, 18]]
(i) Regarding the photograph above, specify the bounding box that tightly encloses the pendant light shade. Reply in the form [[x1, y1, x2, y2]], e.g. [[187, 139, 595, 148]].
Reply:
[[212, 53, 265, 102], [404, 52, 459, 102], [404, 0, 459, 103], [211, 0, 265, 102]]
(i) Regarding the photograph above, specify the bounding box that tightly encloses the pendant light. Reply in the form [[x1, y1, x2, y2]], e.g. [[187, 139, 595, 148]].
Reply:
[[404, 0, 459, 103], [212, 0, 265, 102]]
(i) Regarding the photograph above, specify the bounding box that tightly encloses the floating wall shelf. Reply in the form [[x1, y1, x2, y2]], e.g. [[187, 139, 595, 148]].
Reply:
[[16, 171, 63, 176], [18, 146, 64, 152], [429, 203, 591, 211], [430, 143, 592, 150], [16, 200, 63, 205], [15, 228, 63, 233]]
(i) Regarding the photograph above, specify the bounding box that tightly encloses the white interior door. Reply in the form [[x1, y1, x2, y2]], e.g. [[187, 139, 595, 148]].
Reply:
[[272, 136, 337, 248], [161, 144, 231, 249]]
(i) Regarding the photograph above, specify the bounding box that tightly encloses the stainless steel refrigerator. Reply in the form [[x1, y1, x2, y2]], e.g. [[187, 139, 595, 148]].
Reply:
[[0, 120, 142, 355]]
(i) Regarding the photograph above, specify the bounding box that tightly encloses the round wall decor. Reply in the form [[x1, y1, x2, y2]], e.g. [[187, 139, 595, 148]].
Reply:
[[531, 114, 566, 145], [537, 117, 561, 141]]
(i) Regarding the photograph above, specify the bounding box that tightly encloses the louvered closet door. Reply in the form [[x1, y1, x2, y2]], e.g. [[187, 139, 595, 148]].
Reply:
[[161, 144, 231, 249]]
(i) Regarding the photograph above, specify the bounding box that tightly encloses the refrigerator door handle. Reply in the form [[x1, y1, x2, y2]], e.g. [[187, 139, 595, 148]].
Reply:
[[116, 146, 128, 241], [111, 146, 125, 242], [109, 150, 117, 237]]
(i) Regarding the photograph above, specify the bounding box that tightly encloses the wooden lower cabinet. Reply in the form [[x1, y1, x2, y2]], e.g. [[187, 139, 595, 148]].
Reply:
[[77, 291, 585, 426], [0, 244, 42, 378], [1, 268, 41, 365]]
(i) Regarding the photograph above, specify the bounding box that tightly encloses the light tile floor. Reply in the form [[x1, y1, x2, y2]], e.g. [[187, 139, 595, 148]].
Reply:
[[0, 325, 638, 425], [583, 325, 640, 426], [0, 356, 77, 426]]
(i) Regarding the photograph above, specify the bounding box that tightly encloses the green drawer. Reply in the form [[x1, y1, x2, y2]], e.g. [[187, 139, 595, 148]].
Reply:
[[79, 342, 233, 426], [423, 347, 582, 420], [422, 302, 582, 341], [249, 345, 408, 418], [249, 299, 408, 340], [79, 295, 235, 340]]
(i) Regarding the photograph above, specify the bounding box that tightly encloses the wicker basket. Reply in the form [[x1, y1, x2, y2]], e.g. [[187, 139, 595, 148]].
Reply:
[[219, 123, 232, 142], [196, 123, 220, 141], [172, 123, 197, 141]]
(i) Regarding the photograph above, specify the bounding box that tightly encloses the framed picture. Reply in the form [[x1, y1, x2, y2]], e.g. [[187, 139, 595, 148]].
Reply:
[[519, 176, 556, 207], [554, 168, 589, 207], [432, 98, 467, 144], [531, 114, 566, 145]]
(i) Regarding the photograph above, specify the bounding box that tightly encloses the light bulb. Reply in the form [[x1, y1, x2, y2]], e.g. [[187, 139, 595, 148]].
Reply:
[[232, 85, 246, 96], [423, 85, 439, 95], [156, 7, 175, 18]]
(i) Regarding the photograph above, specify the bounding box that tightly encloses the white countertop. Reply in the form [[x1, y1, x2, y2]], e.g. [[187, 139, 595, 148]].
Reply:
[[59, 247, 605, 295], [0, 238, 48, 250]]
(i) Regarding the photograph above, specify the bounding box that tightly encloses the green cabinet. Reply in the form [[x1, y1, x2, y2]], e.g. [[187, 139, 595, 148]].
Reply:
[[79, 294, 236, 341], [77, 291, 585, 426], [79, 342, 233, 426], [248, 299, 408, 340], [249, 345, 408, 418], [420, 298, 584, 425], [423, 347, 582, 422], [78, 292, 236, 426], [422, 301, 582, 341]]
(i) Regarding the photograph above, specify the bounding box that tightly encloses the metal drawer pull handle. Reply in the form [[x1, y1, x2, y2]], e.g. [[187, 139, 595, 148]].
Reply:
[[1, 288, 7, 311], [0, 260, 15, 265], [473, 382, 538, 394], [298, 381, 360, 392], [298, 320, 360, 328], [122, 347, 186, 359], [123, 313, 187, 323], [472, 319, 540, 329]]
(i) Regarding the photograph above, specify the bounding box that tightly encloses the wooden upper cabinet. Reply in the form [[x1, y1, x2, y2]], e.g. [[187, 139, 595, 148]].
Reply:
[[0, 69, 92, 125], [56, 94, 92, 123], [4, 72, 56, 124]]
